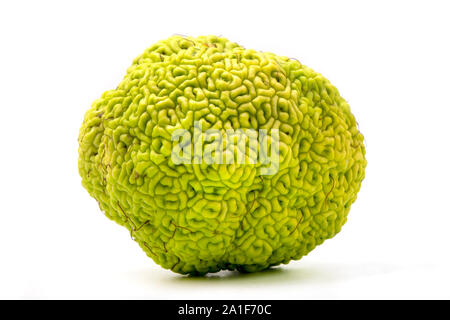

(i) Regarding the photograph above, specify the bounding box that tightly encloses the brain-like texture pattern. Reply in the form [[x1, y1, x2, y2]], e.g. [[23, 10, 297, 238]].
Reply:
[[78, 35, 366, 275]]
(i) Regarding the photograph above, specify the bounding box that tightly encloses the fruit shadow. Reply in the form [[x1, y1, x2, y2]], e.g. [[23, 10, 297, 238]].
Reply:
[[169, 262, 399, 285]]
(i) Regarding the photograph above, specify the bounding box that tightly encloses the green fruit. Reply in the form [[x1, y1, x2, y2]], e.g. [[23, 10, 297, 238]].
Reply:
[[78, 35, 366, 275]]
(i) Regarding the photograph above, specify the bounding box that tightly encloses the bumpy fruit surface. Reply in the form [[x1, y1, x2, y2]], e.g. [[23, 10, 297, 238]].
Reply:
[[78, 35, 366, 275]]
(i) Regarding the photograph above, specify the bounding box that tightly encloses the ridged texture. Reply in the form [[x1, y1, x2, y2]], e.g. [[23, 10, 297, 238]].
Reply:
[[78, 35, 366, 275]]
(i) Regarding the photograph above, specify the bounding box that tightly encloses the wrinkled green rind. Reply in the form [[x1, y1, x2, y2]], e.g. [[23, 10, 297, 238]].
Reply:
[[78, 35, 367, 275]]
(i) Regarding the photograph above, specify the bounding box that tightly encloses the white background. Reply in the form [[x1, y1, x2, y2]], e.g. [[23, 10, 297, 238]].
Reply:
[[1, 0, 449, 299]]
